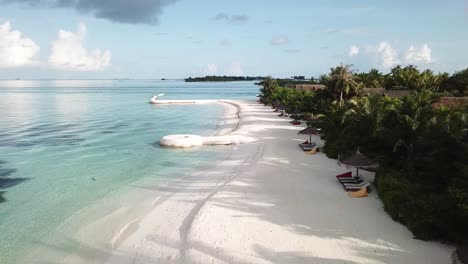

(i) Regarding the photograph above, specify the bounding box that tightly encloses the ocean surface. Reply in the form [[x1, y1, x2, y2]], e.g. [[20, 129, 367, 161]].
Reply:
[[0, 79, 259, 262]]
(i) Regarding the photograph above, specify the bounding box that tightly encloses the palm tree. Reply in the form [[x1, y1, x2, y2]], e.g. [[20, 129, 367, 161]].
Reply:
[[330, 63, 358, 102], [316, 101, 354, 157], [347, 94, 395, 138], [262, 76, 277, 91], [392, 90, 437, 176], [356, 68, 385, 88], [260, 76, 278, 104]]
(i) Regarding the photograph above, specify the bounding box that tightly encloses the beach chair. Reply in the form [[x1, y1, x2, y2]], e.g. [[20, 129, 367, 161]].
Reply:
[[336, 171, 352, 179], [343, 182, 370, 192], [300, 143, 317, 151], [290, 120, 302, 125], [306, 148, 318, 154], [346, 185, 372, 193], [299, 141, 316, 148], [338, 176, 364, 184], [348, 188, 368, 198]]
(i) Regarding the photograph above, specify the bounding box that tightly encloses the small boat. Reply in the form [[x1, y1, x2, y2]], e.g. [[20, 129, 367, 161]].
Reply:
[[149, 96, 158, 104], [149, 94, 165, 104]]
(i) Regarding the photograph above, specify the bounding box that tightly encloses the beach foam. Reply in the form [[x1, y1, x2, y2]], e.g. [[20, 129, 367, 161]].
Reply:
[[160, 134, 204, 148]]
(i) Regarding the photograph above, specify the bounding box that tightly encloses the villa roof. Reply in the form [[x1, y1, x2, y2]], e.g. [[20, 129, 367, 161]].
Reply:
[[433, 97, 468, 108], [291, 84, 327, 91], [361, 88, 411, 98]]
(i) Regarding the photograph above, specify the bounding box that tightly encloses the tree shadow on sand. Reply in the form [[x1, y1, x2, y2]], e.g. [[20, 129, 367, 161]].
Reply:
[[0, 160, 30, 203]]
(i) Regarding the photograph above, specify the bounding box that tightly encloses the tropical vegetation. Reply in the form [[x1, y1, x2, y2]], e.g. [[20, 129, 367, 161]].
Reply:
[[259, 64, 468, 244]]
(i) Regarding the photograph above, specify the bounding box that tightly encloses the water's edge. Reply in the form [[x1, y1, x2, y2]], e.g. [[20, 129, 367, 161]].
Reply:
[[18, 100, 242, 263]]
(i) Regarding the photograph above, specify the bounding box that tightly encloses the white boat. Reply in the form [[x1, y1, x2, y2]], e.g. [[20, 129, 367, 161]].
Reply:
[[149, 94, 165, 104], [149, 96, 159, 104]]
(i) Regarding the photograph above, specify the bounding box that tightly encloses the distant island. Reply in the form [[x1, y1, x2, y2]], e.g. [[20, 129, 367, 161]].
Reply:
[[184, 76, 265, 82]]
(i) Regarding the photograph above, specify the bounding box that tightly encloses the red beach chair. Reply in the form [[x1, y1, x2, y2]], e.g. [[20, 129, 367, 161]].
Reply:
[[336, 171, 352, 179]]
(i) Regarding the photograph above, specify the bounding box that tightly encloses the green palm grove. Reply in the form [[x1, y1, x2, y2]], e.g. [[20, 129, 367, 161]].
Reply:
[[259, 64, 468, 244]]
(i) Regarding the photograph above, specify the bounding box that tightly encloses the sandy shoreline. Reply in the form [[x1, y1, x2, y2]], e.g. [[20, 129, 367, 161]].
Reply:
[[23, 100, 454, 263], [106, 100, 454, 264]]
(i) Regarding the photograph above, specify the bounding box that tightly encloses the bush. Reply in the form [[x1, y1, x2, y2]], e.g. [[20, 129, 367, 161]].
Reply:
[[376, 168, 468, 243]]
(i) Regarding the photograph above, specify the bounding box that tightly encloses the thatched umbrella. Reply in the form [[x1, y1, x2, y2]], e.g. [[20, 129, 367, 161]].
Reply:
[[298, 126, 319, 145], [341, 147, 376, 176]]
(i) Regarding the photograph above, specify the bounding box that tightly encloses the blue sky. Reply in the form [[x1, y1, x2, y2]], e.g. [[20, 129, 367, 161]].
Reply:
[[0, 0, 467, 79]]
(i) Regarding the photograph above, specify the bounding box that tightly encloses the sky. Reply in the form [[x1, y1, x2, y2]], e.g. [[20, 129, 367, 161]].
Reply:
[[0, 0, 467, 79]]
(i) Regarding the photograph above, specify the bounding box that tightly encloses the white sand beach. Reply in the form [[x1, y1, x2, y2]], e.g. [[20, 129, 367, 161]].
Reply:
[[22, 99, 454, 264], [103, 100, 453, 264]]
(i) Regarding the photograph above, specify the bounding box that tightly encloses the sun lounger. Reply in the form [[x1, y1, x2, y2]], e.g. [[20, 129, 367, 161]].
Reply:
[[338, 177, 364, 184], [336, 171, 352, 179], [348, 188, 368, 198], [343, 182, 370, 192], [300, 144, 317, 151], [343, 181, 369, 187], [299, 142, 316, 148], [306, 148, 318, 154], [290, 120, 301, 125], [346, 185, 372, 193]]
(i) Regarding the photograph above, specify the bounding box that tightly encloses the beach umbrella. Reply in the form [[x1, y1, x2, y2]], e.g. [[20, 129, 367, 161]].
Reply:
[[298, 126, 319, 145], [340, 147, 376, 176]]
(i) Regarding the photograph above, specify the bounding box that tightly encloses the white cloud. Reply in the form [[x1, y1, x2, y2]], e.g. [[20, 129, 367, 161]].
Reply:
[[348, 45, 359, 57], [48, 23, 111, 71], [0, 21, 39, 68], [270, 36, 288, 46], [376, 41, 400, 69], [405, 44, 432, 64], [350, 42, 435, 70], [226, 62, 243, 75]]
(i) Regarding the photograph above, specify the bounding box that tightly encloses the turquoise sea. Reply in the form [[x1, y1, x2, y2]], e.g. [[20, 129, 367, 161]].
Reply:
[[0, 80, 258, 262]]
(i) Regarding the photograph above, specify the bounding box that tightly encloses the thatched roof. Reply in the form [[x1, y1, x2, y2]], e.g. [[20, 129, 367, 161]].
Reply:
[[298, 126, 319, 135], [361, 87, 385, 95], [361, 88, 411, 98], [341, 149, 376, 167], [433, 97, 468, 108], [292, 84, 327, 92], [384, 89, 412, 98]]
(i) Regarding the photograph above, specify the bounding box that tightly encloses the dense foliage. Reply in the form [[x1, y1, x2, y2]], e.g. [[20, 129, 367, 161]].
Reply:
[[256, 78, 318, 87], [184, 75, 265, 82], [259, 65, 468, 244]]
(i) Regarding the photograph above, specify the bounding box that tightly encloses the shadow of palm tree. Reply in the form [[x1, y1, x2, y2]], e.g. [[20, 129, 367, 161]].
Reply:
[[0, 160, 30, 203]]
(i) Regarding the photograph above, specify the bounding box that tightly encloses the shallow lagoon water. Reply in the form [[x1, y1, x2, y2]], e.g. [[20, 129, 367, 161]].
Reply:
[[0, 79, 258, 262]]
